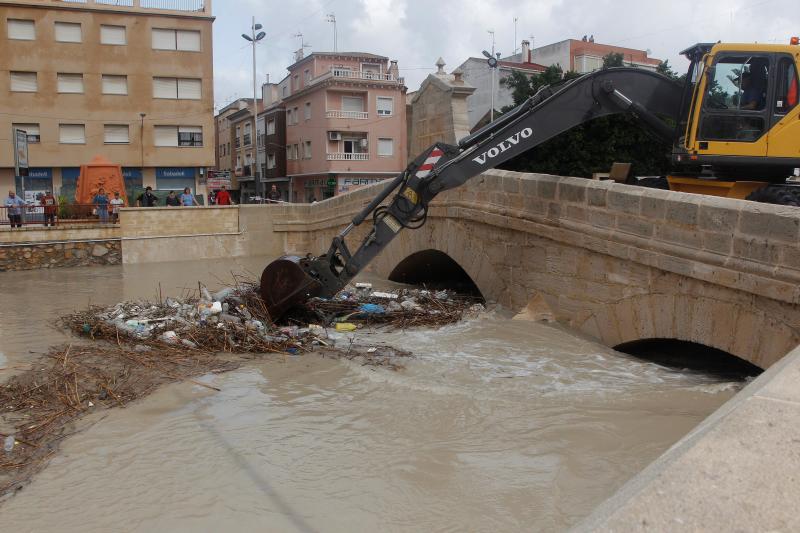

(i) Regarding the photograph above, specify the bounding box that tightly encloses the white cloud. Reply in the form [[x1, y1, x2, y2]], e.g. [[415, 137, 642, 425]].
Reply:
[[212, 0, 798, 109]]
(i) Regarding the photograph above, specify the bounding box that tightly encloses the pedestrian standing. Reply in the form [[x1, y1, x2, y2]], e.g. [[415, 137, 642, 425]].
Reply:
[[165, 190, 180, 206], [180, 187, 199, 207], [5, 190, 25, 228], [42, 190, 57, 227], [215, 185, 233, 205], [136, 186, 158, 207], [93, 187, 110, 224], [267, 185, 281, 203], [110, 191, 125, 224]]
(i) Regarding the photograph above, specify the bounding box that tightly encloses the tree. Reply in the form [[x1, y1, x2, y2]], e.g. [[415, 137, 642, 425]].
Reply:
[[499, 65, 581, 113], [602, 52, 625, 68], [497, 54, 674, 178], [657, 59, 688, 84]]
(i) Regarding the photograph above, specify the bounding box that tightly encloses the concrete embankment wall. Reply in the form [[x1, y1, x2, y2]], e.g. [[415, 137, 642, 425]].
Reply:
[[0, 225, 121, 270]]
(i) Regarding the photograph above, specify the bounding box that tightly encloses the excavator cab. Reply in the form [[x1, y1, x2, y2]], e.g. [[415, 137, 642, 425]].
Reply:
[[672, 41, 800, 188]]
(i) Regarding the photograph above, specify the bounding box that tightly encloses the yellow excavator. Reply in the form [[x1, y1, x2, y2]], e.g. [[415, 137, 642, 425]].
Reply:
[[261, 39, 800, 319]]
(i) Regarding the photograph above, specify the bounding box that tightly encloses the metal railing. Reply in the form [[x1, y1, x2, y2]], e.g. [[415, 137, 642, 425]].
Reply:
[[326, 152, 369, 161], [330, 68, 395, 81], [325, 110, 369, 119], [1, 204, 121, 228], [57, 0, 208, 12]]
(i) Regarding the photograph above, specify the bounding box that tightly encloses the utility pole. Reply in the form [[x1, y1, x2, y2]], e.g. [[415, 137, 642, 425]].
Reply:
[[326, 13, 337, 52], [513, 17, 518, 56], [139, 113, 146, 168], [242, 18, 265, 201]]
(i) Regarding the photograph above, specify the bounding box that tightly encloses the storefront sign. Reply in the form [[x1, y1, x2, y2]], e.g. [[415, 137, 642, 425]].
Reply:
[[337, 177, 384, 194], [123, 167, 143, 179], [14, 128, 28, 175], [156, 167, 196, 179]]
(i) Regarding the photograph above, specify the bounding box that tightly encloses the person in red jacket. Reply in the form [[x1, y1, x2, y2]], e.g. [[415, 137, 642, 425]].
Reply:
[[215, 185, 233, 205]]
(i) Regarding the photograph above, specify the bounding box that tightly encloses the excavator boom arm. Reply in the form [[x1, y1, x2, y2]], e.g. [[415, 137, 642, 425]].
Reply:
[[260, 68, 683, 319]]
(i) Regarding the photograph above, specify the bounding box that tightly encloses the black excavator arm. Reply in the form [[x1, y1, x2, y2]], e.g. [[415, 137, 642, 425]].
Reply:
[[261, 67, 683, 319]]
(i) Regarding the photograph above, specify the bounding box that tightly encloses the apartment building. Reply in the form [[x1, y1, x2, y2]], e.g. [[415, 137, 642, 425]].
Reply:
[[257, 82, 287, 201], [214, 97, 253, 198], [282, 52, 407, 203], [457, 41, 547, 129], [0, 0, 215, 202], [529, 37, 662, 75], [226, 99, 261, 200]]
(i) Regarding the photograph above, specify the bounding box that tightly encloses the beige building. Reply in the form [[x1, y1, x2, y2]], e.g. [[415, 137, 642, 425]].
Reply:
[[0, 0, 215, 203]]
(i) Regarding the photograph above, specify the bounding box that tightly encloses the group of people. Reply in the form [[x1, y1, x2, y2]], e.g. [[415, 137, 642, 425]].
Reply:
[[136, 186, 233, 207], [92, 188, 125, 224]]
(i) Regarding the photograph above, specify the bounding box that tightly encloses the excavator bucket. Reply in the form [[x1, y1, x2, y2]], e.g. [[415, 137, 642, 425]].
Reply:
[[260, 255, 323, 322]]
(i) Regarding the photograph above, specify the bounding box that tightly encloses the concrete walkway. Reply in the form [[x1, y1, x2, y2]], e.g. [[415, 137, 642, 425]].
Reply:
[[574, 345, 800, 532]]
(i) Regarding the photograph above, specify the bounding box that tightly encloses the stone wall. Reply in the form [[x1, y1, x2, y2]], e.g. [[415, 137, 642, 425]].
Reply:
[[0, 240, 121, 271], [267, 170, 800, 369]]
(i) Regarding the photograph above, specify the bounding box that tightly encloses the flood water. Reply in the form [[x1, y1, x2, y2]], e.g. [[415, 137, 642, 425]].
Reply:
[[0, 257, 746, 531]]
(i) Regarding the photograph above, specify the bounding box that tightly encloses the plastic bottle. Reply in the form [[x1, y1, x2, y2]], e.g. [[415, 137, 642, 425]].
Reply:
[[4, 435, 14, 453]]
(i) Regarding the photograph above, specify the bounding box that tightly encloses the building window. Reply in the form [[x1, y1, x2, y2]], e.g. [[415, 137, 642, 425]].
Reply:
[[342, 96, 364, 112], [244, 122, 252, 146], [286, 109, 293, 125], [152, 29, 201, 51], [54, 22, 82, 43], [102, 75, 128, 95], [377, 96, 394, 116], [7, 19, 35, 41], [12, 123, 40, 144], [57, 73, 84, 94], [294, 144, 300, 159], [293, 107, 299, 124], [267, 119, 275, 135], [378, 138, 394, 156], [292, 75, 299, 91], [304, 102, 311, 120], [267, 153, 276, 169], [178, 126, 203, 147], [104, 124, 130, 144], [152, 77, 201, 99], [59, 124, 86, 144], [10, 71, 37, 92], [100, 25, 126, 45], [154, 125, 203, 147], [303, 140, 312, 159], [304, 69, 312, 83], [282, 85, 288, 98]]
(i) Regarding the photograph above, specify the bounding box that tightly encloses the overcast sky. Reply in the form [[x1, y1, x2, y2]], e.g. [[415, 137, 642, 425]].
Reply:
[[212, 0, 798, 110]]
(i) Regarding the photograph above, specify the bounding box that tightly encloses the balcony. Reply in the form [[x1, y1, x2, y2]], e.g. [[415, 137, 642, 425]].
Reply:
[[53, 0, 210, 14], [327, 153, 369, 161], [308, 68, 398, 88], [325, 110, 368, 120]]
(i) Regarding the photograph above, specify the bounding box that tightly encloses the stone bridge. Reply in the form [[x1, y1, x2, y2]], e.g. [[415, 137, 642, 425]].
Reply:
[[270, 169, 800, 369]]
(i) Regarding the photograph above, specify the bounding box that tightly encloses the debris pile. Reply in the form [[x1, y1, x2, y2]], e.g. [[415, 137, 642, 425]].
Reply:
[[1, 277, 486, 498]]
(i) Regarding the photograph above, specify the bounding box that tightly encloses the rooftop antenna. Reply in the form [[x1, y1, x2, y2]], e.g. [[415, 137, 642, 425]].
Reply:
[[326, 13, 338, 52], [514, 17, 518, 55]]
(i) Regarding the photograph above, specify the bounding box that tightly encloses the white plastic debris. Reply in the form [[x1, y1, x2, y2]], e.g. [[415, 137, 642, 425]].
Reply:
[[355, 282, 373, 290], [160, 330, 178, 344], [370, 291, 398, 299]]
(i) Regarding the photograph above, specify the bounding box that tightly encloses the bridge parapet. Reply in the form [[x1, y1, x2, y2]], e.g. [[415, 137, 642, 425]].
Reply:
[[272, 170, 800, 368]]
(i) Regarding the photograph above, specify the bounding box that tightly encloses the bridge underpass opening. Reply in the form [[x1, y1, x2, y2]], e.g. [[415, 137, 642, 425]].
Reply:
[[388, 250, 484, 300], [615, 339, 763, 380]]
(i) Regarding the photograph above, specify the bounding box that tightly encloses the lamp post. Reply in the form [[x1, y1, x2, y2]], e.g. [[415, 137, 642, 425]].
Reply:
[[482, 35, 500, 123], [326, 13, 337, 52], [242, 18, 266, 201]]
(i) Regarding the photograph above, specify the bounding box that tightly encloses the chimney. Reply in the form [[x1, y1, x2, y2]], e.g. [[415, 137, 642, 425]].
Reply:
[[452, 68, 464, 84], [521, 40, 530, 63], [388, 60, 399, 80], [294, 48, 304, 63]]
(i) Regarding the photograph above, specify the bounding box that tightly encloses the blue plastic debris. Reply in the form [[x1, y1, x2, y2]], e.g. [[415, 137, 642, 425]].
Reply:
[[358, 303, 385, 315]]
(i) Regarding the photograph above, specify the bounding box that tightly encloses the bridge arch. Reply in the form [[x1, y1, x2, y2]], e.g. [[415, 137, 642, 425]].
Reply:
[[370, 218, 504, 302], [576, 293, 799, 369]]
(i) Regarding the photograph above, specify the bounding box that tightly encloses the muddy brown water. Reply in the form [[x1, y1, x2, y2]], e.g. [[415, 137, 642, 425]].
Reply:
[[0, 257, 744, 531]]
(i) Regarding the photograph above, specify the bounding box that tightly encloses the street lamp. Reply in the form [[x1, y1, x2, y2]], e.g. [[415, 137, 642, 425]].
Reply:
[[483, 30, 500, 122], [242, 18, 266, 201]]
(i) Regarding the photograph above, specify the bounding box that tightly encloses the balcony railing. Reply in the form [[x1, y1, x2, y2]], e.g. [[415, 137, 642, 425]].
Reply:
[[325, 110, 368, 119], [330, 68, 395, 81], [327, 152, 369, 161], [56, 0, 209, 13]]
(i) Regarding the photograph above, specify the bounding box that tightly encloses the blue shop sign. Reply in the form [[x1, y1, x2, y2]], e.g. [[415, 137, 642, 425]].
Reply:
[[123, 167, 143, 179], [156, 167, 196, 179], [17, 167, 53, 180]]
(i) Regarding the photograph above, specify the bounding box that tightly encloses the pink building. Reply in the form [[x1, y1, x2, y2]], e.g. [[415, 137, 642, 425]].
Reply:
[[283, 52, 407, 202]]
